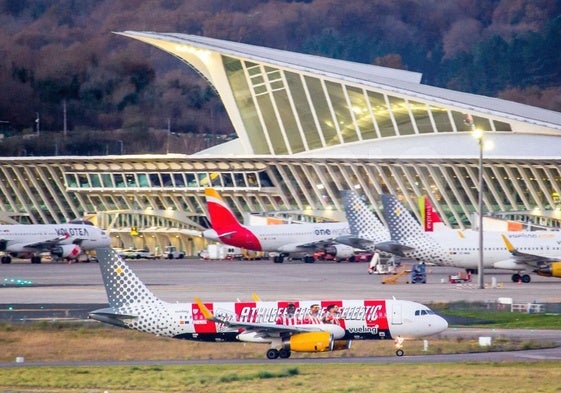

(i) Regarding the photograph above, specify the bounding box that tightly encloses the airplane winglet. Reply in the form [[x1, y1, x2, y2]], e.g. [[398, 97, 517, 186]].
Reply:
[[194, 297, 216, 321], [501, 234, 516, 252], [252, 293, 261, 302]]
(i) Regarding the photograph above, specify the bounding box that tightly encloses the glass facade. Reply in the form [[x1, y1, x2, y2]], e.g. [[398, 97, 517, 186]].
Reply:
[[223, 56, 512, 156]]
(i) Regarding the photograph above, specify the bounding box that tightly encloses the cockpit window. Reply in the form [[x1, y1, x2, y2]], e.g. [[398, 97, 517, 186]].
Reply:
[[415, 309, 435, 316]]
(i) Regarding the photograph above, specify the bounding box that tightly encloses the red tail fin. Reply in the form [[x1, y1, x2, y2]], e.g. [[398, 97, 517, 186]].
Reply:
[[205, 188, 243, 234], [204, 188, 262, 250], [418, 196, 443, 232]]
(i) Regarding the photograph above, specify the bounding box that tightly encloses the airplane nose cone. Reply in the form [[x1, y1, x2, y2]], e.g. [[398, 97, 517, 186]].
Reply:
[[434, 315, 448, 333]]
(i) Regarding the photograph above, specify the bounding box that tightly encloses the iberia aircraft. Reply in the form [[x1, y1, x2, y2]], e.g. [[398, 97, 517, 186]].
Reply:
[[379, 194, 561, 283], [202, 188, 354, 263], [0, 220, 111, 264], [89, 248, 448, 359]]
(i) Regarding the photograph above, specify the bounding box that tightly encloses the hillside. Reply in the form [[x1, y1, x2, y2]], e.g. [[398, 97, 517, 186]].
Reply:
[[1, 0, 560, 156]]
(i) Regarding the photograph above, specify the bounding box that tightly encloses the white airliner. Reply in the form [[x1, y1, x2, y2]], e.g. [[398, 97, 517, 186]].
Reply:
[[378, 194, 561, 283], [202, 188, 354, 263], [0, 220, 111, 263], [89, 247, 448, 358]]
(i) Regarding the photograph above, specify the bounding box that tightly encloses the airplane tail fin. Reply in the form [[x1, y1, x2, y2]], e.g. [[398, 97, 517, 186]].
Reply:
[[205, 188, 243, 235], [340, 190, 389, 246], [95, 247, 161, 309], [418, 195, 444, 232], [381, 194, 425, 243]]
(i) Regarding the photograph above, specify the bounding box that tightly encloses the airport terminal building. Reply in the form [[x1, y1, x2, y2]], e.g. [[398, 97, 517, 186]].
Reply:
[[1, 31, 561, 254]]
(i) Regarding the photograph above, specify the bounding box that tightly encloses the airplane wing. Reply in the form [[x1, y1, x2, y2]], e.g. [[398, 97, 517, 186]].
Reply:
[[22, 234, 72, 249], [194, 297, 320, 335], [375, 240, 415, 257], [499, 235, 556, 269], [334, 235, 375, 250], [296, 239, 337, 249]]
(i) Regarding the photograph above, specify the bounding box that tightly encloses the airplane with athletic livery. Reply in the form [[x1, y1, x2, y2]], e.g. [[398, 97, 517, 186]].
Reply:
[[202, 188, 354, 263], [89, 247, 448, 359], [0, 220, 111, 263], [379, 193, 561, 283]]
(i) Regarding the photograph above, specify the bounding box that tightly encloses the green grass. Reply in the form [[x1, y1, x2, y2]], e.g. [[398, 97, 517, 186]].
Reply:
[[1, 363, 561, 393], [437, 309, 561, 329]]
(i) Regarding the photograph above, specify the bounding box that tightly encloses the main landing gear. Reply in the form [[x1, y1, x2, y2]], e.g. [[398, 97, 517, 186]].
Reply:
[[511, 273, 531, 283], [266, 347, 291, 359], [272, 253, 315, 263], [273, 255, 285, 263]]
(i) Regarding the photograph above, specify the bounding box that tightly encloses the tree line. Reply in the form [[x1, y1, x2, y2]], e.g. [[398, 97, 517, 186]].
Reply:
[[0, 0, 560, 156]]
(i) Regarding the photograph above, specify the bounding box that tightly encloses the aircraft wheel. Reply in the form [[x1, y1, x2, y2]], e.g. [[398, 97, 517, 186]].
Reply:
[[511, 273, 521, 283], [266, 348, 280, 359], [396, 349, 404, 357], [522, 274, 531, 283], [1, 256, 11, 264], [304, 256, 315, 263], [273, 256, 284, 263], [279, 348, 291, 359], [31, 256, 41, 264]]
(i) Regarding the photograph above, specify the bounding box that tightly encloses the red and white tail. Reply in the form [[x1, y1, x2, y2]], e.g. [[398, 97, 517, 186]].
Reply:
[[205, 188, 243, 235], [418, 196, 444, 232], [204, 188, 262, 250]]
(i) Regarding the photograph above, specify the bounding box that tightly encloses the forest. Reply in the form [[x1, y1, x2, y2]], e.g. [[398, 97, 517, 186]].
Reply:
[[0, 0, 560, 156]]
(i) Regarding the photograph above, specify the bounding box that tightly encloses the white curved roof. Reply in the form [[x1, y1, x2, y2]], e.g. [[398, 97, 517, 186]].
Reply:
[[121, 31, 561, 131]]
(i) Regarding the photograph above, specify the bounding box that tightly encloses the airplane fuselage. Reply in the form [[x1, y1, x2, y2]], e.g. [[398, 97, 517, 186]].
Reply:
[[205, 222, 350, 255], [90, 298, 447, 342], [401, 230, 561, 269], [0, 223, 111, 253]]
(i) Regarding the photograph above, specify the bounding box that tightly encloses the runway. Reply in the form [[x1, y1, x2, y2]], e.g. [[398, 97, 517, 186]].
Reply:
[[1, 257, 560, 367]]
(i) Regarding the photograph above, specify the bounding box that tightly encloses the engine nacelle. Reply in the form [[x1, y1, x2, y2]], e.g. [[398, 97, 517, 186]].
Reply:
[[493, 259, 520, 270], [325, 244, 354, 260], [52, 244, 81, 259], [285, 331, 333, 353], [236, 331, 270, 343], [535, 261, 561, 278]]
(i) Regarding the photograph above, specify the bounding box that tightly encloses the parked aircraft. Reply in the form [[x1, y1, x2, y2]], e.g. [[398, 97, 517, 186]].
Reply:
[[336, 191, 445, 252], [418, 195, 446, 232], [203, 188, 353, 263], [0, 220, 111, 263], [334, 190, 390, 251], [89, 247, 448, 358], [499, 234, 561, 280], [380, 194, 561, 283]]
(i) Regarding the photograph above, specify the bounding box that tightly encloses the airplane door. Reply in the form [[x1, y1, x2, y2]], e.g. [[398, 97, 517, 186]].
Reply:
[[390, 302, 403, 325]]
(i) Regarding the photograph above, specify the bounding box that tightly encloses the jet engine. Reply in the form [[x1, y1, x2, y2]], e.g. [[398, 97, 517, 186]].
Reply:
[[52, 244, 81, 259], [325, 244, 354, 260], [285, 331, 333, 353], [535, 262, 561, 278]]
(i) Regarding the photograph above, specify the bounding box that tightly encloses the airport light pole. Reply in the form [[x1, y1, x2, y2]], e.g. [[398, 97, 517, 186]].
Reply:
[[474, 128, 485, 289]]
